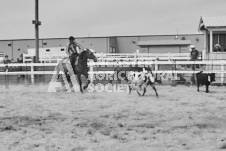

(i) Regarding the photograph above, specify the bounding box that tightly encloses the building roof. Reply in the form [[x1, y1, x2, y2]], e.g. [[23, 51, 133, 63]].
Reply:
[[199, 16, 226, 31], [137, 40, 191, 46]]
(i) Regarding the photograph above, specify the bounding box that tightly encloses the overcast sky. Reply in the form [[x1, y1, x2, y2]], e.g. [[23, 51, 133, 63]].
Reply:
[[0, 0, 226, 40]]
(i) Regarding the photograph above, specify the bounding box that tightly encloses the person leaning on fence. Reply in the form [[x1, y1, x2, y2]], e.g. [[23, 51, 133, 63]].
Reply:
[[189, 45, 199, 70], [3, 55, 11, 71], [190, 45, 199, 61], [3, 55, 11, 64], [66, 36, 85, 67]]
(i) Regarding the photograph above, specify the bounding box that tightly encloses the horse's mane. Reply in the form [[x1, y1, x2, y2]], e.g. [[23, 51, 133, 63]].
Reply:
[[79, 50, 87, 60]]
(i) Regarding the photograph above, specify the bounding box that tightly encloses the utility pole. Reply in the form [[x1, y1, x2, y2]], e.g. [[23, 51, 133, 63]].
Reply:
[[32, 0, 41, 63]]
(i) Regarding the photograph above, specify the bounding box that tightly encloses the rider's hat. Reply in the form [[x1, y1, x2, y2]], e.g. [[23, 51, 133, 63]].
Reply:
[[69, 36, 75, 40], [89, 49, 96, 53], [190, 45, 195, 49]]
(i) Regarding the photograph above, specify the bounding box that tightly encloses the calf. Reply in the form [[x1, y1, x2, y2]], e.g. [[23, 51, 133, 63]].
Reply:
[[123, 70, 158, 97], [196, 71, 215, 93]]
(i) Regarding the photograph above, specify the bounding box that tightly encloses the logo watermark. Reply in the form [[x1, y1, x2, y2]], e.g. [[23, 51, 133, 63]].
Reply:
[[48, 61, 180, 93]]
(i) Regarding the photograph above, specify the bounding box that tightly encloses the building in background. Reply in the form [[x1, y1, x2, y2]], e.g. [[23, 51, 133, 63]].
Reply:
[[0, 34, 204, 61], [137, 40, 191, 53], [3, 15, 226, 61], [199, 16, 226, 60]]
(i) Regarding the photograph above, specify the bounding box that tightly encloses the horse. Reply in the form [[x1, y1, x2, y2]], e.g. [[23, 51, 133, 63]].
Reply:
[[56, 49, 98, 93]]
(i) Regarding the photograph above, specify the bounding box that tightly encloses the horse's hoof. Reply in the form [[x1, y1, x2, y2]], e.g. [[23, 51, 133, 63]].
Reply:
[[83, 86, 88, 90]]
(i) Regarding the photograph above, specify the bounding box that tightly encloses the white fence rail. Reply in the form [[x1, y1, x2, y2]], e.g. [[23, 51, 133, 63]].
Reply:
[[1, 60, 226, 84], [23, 54, 67, 63], [23, 52, 202, 63]]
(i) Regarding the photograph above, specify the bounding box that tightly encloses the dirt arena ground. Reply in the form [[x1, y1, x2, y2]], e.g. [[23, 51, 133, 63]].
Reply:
[[0, 84, 226, 151]]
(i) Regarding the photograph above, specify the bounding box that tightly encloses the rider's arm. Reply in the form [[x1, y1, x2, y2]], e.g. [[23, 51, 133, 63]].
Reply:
[[76, 46, 80, 54], [75, 41, 85, 50]]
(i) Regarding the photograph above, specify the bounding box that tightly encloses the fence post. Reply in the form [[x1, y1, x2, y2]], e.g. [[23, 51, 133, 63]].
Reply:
[[134, 53, 137, 62], [31, 63, 35, 84], [101, 52, 104, 61], [221, 60, 224, 85], [168, 52, 171, 61], [5, 66, 9, 89], [90, 62, 94, 84], [155, 60, 158, 71]]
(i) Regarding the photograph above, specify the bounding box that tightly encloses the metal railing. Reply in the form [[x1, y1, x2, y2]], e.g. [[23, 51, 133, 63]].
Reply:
[[0, 60, 225, 85], [22, 52, 202, 63]]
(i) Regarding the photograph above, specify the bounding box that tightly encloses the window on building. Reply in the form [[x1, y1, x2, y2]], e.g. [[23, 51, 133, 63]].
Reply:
[[109, 46, 116, 53], [208, 34, 226, 52], [61, 49, 65, 51], [46, 49, 50, 52], [219, 34, 226, 52]]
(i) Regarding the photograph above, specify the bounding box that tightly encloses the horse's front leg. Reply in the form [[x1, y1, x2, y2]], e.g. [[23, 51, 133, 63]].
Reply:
[[83, 73, 90, 90], [77, 74, 83, 93]]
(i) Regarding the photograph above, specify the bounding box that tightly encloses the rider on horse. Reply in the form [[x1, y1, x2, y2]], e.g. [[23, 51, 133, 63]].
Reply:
[[66, 36, 85, 66]]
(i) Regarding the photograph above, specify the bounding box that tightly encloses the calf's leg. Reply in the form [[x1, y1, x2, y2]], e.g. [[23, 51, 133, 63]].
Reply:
[[129, 85, 132, 95], [142, 87, 146, 96], [197, 83, 200, 92], [206, 84, 209, 93], [136, 90, 141, 96], [152, 86, 158, 97]]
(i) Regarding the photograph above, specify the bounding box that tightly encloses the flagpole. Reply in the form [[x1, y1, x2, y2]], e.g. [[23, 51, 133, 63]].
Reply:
[[33, 0, 41, 63]]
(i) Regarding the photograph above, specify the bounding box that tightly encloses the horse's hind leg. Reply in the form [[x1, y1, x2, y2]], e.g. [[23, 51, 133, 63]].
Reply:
[[77, 75, 83, 93], [152, 86, 158, 97], [56, 60, 62, 80]]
